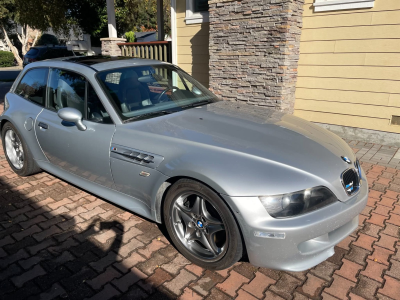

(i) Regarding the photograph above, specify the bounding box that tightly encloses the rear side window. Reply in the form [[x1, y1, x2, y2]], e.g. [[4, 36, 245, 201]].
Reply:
[[15, 68, 49, 106], [26, 48, 39, 56]]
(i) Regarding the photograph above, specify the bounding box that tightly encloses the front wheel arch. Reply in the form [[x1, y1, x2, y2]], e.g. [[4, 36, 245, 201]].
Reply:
[[155, 176, 248, 258]]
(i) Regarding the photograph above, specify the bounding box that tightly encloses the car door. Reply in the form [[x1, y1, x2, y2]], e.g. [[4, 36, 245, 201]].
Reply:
[[7, 67, 49, 162], [35, 68, 116, 187]]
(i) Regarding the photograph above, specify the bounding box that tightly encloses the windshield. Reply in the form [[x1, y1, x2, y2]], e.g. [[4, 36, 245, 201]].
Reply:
[[96, 65, 218, 122]]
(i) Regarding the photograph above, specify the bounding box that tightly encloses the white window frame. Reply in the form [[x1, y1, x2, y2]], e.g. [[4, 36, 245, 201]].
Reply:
[[185, 0, 209, 24], [313, 0, 374, 12]]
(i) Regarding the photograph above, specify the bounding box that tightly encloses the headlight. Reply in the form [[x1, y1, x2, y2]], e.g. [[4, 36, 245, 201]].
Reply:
[[259, 186, 338, 218]]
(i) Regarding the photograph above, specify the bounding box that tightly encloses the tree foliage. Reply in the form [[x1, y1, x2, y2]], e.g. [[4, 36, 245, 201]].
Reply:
[[36, 33, 59, 46]]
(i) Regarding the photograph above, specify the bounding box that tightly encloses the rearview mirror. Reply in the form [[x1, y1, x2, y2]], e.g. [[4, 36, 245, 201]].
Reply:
[[58, 107, 87, 131]]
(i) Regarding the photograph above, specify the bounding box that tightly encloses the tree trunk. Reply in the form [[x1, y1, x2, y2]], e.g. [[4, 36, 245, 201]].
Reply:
[[1, 26, 23, 67], [32, 30, 39, 47]]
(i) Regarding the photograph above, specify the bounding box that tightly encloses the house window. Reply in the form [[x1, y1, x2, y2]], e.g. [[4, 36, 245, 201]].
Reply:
[[186, 0, 209, 24], [313, 0, 375, 12]]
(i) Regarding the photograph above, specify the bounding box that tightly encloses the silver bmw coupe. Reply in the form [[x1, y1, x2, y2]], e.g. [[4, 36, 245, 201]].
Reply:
[[1, 56, 368, 271]]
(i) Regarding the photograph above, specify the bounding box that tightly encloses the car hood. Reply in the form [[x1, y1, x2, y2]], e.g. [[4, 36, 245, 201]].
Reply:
[[118, 101, 356, 198]]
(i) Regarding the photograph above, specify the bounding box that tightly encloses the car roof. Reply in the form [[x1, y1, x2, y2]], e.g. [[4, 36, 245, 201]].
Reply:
[[43, 55, 170, 71]]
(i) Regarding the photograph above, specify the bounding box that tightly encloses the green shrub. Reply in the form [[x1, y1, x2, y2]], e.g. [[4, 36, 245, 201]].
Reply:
[[125, 31, 136, 43], [37, 34, 59, 46], [0, 51, 15, 67]]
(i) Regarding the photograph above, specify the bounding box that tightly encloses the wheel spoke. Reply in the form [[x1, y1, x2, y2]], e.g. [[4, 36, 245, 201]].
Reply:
[[174, 203, 193, 225], [184, 225, 197, 242], [191, 196, 203, 216], [200, 232, 219, 255], [207, 223, 225, 235]]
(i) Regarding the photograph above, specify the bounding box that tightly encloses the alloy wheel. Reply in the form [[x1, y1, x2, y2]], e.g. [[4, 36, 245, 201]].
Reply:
[[170, 192, 228, 262], [5, 129, 24, 170]]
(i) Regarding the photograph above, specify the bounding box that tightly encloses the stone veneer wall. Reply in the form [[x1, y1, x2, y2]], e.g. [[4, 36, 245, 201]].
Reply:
[[208, 0, 305, 113]]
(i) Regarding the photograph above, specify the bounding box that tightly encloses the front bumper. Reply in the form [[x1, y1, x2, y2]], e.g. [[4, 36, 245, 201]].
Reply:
[[223, 182, 368, 271]]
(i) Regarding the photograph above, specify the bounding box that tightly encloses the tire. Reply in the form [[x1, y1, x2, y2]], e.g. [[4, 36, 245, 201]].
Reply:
[[163, 178, 243, 270], [2, 122, 41, 176]]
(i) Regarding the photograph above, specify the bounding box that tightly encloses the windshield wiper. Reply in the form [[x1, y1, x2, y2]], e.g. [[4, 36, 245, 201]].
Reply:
[[123, 110, 174, 123], [180, 100, 212, 109]]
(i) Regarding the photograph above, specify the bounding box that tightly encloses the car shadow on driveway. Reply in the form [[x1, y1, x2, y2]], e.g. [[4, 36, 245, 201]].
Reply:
[[0, 166, 180, 299]]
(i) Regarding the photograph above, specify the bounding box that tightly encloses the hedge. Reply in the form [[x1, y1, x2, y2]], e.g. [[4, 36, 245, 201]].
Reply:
[[0, 51, 15, 68]]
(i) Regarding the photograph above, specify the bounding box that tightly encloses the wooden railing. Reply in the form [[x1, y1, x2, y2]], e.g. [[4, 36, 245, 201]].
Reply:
[[117, 41, 172, 63]]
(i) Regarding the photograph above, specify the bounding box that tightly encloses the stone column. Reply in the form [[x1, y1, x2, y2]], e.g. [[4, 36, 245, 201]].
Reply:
[[208, 0, 305, 113], [100, 37, 126, 56]]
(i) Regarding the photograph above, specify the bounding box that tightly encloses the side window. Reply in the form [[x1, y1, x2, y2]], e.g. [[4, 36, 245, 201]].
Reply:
[[15, 68, 48, 106], [87, 83, 113, 124], [47, 68, 85, 116]]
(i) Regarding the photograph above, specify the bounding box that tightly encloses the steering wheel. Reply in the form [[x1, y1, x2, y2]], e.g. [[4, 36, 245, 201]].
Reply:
[[156, 86, 180, 102]]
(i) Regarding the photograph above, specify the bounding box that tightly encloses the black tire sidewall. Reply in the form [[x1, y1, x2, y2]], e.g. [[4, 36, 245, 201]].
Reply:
[[1, 122, 33, 176], [163, 179, 242, 270]]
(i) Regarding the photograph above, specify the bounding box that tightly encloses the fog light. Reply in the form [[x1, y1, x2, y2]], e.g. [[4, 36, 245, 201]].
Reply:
[[254, 231, 285, 239]]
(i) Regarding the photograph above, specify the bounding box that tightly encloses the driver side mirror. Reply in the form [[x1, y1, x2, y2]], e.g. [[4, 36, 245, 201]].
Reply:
[[58, 107, 87, 131]]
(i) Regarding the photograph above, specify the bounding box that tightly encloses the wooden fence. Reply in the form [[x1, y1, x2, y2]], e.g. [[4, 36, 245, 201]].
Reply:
[[117, 41, 172, 63]]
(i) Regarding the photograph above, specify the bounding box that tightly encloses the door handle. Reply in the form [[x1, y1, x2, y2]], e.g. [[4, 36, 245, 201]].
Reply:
[[38, 122, 48, 130]]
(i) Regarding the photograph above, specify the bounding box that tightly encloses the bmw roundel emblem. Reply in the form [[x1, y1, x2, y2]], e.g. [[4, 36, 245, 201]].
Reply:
[[341, 156, 352, 164], [197, 220, 203, 228]]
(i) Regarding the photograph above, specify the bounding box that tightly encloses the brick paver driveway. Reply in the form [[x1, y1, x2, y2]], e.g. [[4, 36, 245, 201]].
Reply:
[[0, 137, 399, 300]]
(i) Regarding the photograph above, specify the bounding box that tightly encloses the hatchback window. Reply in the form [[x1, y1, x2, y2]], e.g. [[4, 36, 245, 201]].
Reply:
[[15, 68, 48, 106], [47, 68, 86, 116], [26, 48, 39, 56]]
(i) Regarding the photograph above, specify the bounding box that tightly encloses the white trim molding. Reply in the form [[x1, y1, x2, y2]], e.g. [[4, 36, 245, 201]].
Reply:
[[314, 0, 374, 12], [185, 0, 209, 24], [171, 0, 178, 65]]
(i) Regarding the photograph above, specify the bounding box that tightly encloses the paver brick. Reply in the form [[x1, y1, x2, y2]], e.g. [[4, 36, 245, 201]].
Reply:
[[89, 251, 122, 272], [38, 283, 66, 300], [138, 268, 173, 294], [87, 284, 120, 300], [368, 246, 394, 266], [162, 253, 191, 275], [352, 275, 382, 300], [118, 238, 144, 258], [32, 225, 62, 242], [387, 213, 400, 226], [353, 233, 377, 251], [241, 271, 275, 298], [179, 287, 204, 300], [379, 276, 400, 300], [164, 269, 197, 296], [12, 264, 46, 287], [138, 239, 167, 258], [375, 233, 398, 251], [47, 198, 72, 210], [114, 252, 146, 273], [366, 213, 388, 227], [12, 225, 41, 241], [324, 274, 356, 300], [335, 259, 363, 282], [386, 260, 400, 280], [111, 267, 147, 292], [87, 266, 121, 290], [379, 197, 396, 208], [361, 259, 387, 283], [298, 273, 328, 299]]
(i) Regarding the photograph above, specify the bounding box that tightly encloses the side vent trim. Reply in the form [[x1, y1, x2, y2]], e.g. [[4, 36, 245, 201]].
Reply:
[[110, 144, 164, 169]]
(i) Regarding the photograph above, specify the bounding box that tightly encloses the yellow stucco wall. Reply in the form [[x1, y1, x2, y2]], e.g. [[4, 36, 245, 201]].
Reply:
[[294, 0, 400, 133], [176, 0, 210, 87]]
